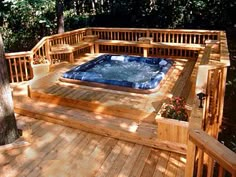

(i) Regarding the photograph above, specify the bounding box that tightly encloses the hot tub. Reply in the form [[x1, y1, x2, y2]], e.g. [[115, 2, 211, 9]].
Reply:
[[60, 54, 173, 93]]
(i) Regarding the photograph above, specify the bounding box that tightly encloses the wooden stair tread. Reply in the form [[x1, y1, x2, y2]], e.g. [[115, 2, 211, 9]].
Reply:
[[14, 97, 156, 138], [14, 96, 187, 154]]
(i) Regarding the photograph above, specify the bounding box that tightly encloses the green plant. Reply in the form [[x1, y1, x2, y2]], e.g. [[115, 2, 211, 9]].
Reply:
[[161, 97, 188, 121]]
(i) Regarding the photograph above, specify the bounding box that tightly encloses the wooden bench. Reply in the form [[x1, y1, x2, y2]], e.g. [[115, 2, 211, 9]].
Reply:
[[49, 42, 93, 63], [49, 35, 98, 63], [94, 38, 205, 57]]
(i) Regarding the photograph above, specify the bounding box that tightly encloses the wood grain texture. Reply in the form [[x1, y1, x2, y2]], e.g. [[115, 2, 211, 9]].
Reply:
[[0, 115, 186, 177]]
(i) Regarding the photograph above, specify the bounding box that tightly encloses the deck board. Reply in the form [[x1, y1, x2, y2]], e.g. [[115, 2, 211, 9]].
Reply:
[[1, 115, 186, 177]]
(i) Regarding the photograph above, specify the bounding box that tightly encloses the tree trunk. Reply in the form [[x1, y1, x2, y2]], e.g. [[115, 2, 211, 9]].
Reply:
[[0, 33, 20, 145], [56, 0, 64, 34]]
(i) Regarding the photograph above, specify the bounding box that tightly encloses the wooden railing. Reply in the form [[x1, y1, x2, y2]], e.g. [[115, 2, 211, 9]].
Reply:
[[5, 28, 88, 82], [5, 37, 49, 83], [88, 27, 220, 43], [185, 31, 235, 177], [5, 27, 225, 83], [5, 51, 32, 83], [189, 129, 236, 177], [89, 27, 221, 59], [48, 28, 87, 46], [186, 64, 235, 177]]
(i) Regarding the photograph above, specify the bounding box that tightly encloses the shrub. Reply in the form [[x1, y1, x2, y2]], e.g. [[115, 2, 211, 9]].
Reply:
[[161, 97, 188, 121]]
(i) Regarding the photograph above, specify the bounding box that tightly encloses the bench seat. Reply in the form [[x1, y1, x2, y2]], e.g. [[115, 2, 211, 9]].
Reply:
[[95, 39, 205, 57], [49, 42, 93, 63], [95, 39, 204, 50]]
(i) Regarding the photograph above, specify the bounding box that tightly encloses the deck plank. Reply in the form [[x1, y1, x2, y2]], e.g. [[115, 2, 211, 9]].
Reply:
[[95, 140, 126, 177], [140, 149, 160, 177], [129, 146, 152, 177], [106, 142, 134, 177], [117, 144, 143, 177], [1, 115, 186, 177], [152, 151, 171, 177]]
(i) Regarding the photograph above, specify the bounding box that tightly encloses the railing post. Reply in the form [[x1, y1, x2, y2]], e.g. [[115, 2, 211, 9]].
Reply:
[[185, 140, 196, 177], [45, 38, 51, 62], [143, 48, 148, 57], [29, 51, 34, 79], [95, 43, 99, 53], [86, 28, 93, 35]]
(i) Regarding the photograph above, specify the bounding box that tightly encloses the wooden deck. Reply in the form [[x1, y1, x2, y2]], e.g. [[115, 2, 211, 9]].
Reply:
[[28, 54, 196, 124], [0, 114, 186, 177], [11, 54, 196, 154]]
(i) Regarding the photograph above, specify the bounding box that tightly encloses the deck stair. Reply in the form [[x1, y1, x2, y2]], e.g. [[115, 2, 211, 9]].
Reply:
[[13, 87, 186, 154], [14, 87, 186, 154]]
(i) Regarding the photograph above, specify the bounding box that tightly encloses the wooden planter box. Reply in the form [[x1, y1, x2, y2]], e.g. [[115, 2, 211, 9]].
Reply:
[[156, 103, 190, 145], [156, 115, 189, 144], [31, 61, 50, 79]]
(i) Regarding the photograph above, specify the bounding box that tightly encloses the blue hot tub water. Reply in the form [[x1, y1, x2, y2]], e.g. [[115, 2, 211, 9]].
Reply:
[[62, 54, 173, 90]]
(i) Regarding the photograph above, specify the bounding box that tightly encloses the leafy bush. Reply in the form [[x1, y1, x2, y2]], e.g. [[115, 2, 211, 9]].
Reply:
[[161, 97, 189, 122]]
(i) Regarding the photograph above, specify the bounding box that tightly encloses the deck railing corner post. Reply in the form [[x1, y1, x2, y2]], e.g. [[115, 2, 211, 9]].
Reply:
[[185, 135, 196, 177]]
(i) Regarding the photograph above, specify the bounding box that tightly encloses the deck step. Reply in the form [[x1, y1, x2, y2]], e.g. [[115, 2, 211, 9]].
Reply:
[[14, 96, 187, 154]]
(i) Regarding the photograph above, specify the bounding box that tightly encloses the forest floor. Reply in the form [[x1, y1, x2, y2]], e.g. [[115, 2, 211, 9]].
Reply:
[[218, 27, 236, 152]]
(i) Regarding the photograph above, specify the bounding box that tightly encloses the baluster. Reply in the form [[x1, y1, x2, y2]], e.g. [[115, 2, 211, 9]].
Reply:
[[13, 58, 19, 82], [180, 34, 183, 43], [185, 34, 188, 43], [207, 157, 214, 177], [160, 33, 163, 42], [217, 166, 225, 177], [8, 59, 14, 83], [19, 57, 23, 81], [164, 32, 167, 42], [193, 34, 196, 44], [176, 34, 179, 43], [196, 149, 204, 177]]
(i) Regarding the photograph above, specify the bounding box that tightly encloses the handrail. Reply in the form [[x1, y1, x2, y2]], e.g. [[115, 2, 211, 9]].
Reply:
[[189, 129, 236, 176], [88, 27, 221, 33], [31, 37, 48, 53], [5, 51, 32, 57], [47, 28, 87, 39]]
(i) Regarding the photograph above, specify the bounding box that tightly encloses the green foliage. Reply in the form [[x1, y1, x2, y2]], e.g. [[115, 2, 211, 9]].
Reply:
[[1, 0, 56, 52], [161, 97, 189, 122]]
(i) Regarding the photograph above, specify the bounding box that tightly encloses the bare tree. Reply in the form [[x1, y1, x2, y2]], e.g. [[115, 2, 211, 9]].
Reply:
[[0, 33, 20, 145]]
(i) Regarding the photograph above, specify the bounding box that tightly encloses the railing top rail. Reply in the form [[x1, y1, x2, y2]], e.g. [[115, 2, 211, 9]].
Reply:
[[189, 129, 236, 174], [48, 28, 87, 40], [5, 51, 32, 57], [31, 36, 49, 53], [88, 27, 222, 33]]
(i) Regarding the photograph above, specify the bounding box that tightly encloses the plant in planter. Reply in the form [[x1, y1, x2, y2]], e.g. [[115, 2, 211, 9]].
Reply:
[[31, 55, 50, 79], [32, 55, 49, 65], [161, 97, 189, 121]]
